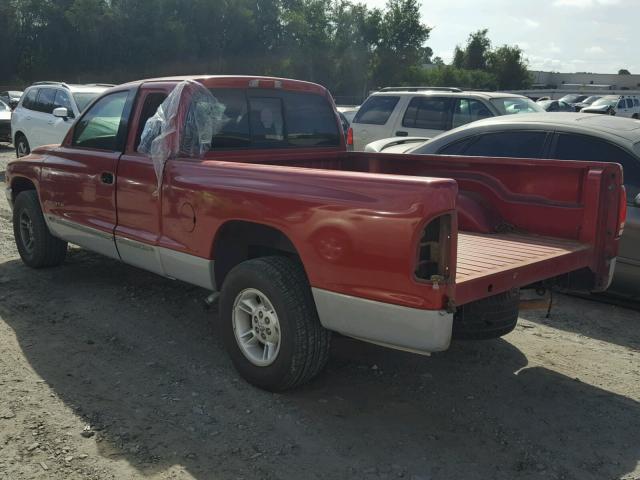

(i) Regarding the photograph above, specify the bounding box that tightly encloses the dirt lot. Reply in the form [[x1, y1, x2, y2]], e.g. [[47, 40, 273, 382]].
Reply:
[[0, 144, 639, 480]]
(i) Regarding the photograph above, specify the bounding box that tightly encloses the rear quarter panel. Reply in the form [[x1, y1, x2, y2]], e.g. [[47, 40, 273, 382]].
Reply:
[[161, 158, 458, 310]]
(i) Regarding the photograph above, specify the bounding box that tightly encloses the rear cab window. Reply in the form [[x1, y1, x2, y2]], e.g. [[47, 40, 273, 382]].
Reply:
[[353, 95, 400, 125], [208, 88, 340, 150]]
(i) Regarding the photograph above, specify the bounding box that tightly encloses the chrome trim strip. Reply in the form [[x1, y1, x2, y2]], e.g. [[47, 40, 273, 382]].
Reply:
[[116, 235, 155, 252], [45, 214, 120, 260], [158, 246, 215, 290], [311, 288, 452, 353], [47, 215, 113, 241]]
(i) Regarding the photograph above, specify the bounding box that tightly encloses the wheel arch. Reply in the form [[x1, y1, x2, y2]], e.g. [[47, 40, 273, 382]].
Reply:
[[212, 220, 304, 289], [10, 176, 37, 203]]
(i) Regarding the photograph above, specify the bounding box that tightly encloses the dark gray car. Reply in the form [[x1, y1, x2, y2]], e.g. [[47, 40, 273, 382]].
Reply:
[[366, 113, 640, 297]]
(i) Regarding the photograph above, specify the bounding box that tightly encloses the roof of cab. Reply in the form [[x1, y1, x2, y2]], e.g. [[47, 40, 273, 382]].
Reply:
[[118, 75, 329, 95]]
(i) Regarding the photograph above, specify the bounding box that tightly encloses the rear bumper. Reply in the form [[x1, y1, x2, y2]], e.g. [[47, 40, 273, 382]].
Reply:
[[312, 288, 452, 354]]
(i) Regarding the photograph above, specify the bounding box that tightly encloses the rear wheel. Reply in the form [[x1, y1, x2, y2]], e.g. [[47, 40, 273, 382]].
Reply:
[[633, 114, 639, 120], [220, 256, 331, 391], [452, 289, 520, 340], [13, 191, 67, 268], [15, 134, 30, 158]]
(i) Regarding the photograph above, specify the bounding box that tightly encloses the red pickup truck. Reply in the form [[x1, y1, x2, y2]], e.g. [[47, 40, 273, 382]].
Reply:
[[5, 76, 626, 391]]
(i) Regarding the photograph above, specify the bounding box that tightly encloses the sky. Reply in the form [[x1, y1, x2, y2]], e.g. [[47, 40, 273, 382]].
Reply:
[[366, 0, 640, 74]]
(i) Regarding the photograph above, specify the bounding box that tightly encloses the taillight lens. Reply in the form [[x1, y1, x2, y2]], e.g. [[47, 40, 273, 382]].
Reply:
[[346, 127, 353, 146], [618, 186, 627, 237]]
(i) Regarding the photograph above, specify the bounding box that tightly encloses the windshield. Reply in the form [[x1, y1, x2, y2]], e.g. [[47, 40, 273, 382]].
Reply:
[[582, 96, 601, 104], [72, 92, 102, 112], [490, 97, 543, 115], [559, 94, 587, 104], [0, 101, 8, 111], [591, 97, 617, 107]]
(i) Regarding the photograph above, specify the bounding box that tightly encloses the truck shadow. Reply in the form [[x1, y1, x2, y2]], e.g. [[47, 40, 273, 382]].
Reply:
[[0, 250, 638, 480], [519, 293, 640, 351]]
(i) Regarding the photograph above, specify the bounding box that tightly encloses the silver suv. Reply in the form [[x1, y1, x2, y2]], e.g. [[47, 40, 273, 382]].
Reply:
[[349, 87, 543, 151]]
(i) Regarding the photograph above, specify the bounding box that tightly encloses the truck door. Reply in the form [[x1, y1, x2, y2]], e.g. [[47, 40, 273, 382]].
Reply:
[[39, 89, 134, 259], [114, 88, 169, 275]]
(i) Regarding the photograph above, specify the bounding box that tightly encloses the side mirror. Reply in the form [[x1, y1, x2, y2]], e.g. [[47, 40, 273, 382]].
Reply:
[[53, 107, 69, 119], [635, 193, 640, 208]]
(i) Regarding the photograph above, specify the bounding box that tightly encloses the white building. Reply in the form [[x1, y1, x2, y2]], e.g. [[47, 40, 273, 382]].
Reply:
[[530, 70, 640, 90]]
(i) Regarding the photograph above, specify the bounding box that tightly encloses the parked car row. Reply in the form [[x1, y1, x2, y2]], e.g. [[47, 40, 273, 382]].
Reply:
[[543, 94, 640, 118], [347, 87, 543, 151]]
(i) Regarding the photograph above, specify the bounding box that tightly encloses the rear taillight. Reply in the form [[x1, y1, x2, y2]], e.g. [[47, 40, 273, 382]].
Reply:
[[415, 215, 451, 286], [346, 127, 353, 146], [618, 186, 627, 237]]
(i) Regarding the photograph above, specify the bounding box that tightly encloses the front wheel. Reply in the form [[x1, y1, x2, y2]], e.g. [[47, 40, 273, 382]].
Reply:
[[13, 191, 67, 268], [220, 256, 331, 391]]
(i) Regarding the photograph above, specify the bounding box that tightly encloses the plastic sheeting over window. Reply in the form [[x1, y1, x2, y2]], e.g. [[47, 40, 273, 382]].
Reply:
[[138, 80, 226, 189]]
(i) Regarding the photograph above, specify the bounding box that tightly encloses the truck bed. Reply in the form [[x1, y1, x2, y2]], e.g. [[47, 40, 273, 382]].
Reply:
[[455, 232, 592, 305]]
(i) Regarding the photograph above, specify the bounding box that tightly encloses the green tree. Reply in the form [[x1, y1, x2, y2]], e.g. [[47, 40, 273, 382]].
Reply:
[[373, 0, 431, 86], [452, 46, 464, 68], [487, 45, 531, 89], [461, 29, 491, 70], [618, 69, 631, 75]]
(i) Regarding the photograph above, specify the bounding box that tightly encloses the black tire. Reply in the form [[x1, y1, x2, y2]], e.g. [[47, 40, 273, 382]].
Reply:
[[13, 191, 67, 268], [633, 114, 639, 120], [452, 289, 519, 340], [15, 134, 30, 157], [220, 256, 331, 391]]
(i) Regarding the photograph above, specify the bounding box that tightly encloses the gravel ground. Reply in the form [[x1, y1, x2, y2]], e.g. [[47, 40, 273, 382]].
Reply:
[[0, 144, 639, 480]]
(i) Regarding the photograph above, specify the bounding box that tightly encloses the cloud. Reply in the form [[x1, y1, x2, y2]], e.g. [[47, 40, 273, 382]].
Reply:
[[584, 46, 605, 55], [553, 0, 621, 7]]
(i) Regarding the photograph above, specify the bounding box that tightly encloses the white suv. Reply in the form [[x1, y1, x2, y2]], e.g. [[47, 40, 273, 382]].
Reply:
[[348, 87, 543, 151], [11, 82, 113, 157]]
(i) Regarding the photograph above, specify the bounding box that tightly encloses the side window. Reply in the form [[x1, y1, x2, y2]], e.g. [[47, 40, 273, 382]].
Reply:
[[248, 96, 285, 147], [34, 88, 57, 114], [21, 89, 38, 110], [403, 97, 451, 130], [134, 92, 168, 150], [464, 131, 547, 159], [626, 99, 634, 108], [209, 89, 250, 149], [435, 137, 474, 155], [634, 99, 639, 107], [451, 99, 492, 129], [72, 91, 129, 151], [353, 96, 400, 125], [618, 99, 626, 109], [554, 133, 640, 203], [53, 90, 74, 116]]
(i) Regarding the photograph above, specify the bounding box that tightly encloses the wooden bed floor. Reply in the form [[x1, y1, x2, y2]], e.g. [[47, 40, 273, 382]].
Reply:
[[456, 232, 590, 284]]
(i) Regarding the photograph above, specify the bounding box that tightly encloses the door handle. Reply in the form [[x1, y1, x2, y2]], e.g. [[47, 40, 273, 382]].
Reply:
[[395, 131, 409, 137], [26, 116, 32, 121], [48, 121, 54, 125], [100, 172, 114, 184]]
